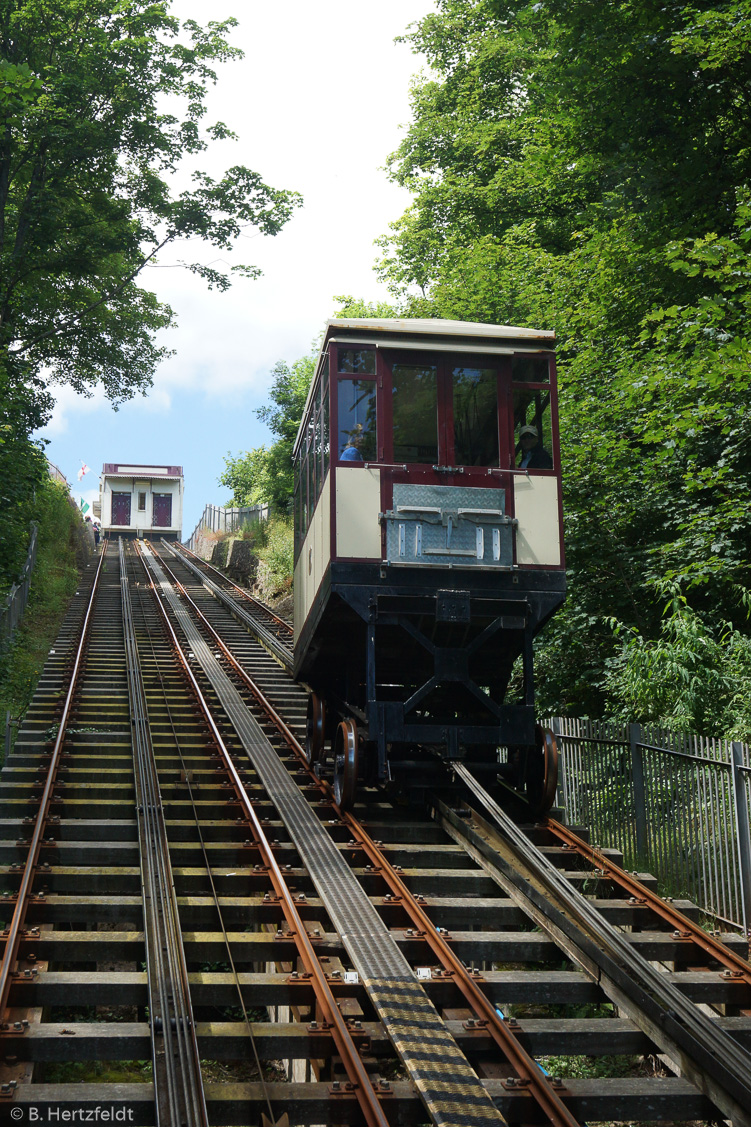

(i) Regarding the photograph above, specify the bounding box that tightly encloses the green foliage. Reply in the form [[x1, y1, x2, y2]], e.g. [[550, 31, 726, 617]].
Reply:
[[220, 352, 315, 513], [256, 355, 317, 447], [0, 2, 301, 604], [221, 296, 410, 514], [0, 0, 301, 407], [0, 374, 49, 589], [254, 516, 293, 595], [220, 447, 273, 509], [41, 1060, 152, 1085], [378, 0, 751, 733], [205, 516, 293, 597], [0, 479, 83, 761], [536, 1054, 641, 1082], [332, 294, 402, 319], [605, 595, 751, 740]]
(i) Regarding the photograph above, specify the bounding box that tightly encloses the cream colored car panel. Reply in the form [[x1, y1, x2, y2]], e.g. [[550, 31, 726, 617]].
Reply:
[[294, 476, 331, 642], [513, 475, 561, 566], [335, 467, 382, 559]]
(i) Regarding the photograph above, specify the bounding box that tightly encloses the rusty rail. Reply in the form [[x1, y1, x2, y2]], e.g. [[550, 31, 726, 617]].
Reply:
[[148, 543, 580, 1126], [546, 818, 751, 984], [171, 540, 292, 636], [0, 548, 105, 1023], [137, 542, 391, 1127]]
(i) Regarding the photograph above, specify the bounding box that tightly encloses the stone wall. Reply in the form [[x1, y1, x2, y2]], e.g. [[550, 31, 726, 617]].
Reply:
[[225, 538, 258, 585]]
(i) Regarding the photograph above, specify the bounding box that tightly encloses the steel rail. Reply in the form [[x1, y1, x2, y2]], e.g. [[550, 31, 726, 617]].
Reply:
[[135, 543, 392, 1127], [5, 538, 740, 1123], [146, 550, 304, 764], [165, 541, 293, 669], [338, 806, 583, 1126], [147, 546, 583, 1126], [173, 541, 293, 635], [545, 817, 751, 985], [129, 566, 279, 1127], [453, 763, 751, 1127], [144, 544, 513, 1127], [0, 547, 106, 1024], [120, 540, 208, 1127]]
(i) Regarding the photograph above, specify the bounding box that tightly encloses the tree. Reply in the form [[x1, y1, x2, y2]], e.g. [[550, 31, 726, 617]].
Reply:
[[219, 298, 406, 513], [377, 0, 751, 730], [605, 594, 751, 740], [220, 353, 316, 513], [0, 2, 301, 598], [332, 294, 401, 320], [0, 375, 49, 588], [0, 0, 301, 407], [381, 0, 751, 311]]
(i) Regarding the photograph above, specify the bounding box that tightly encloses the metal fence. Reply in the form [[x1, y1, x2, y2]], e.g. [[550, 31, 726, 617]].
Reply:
[[550, 716, 751, 933], [185, 503, 269, 550], [46, 460, 69, 486], [0, 522, 39, 653]]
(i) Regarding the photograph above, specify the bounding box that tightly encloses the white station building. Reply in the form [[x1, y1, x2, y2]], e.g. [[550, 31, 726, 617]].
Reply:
[[98, 463, 184, 540]]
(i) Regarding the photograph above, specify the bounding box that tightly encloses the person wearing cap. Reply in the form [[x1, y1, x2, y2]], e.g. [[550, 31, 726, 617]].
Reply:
[[518, 424, 553, 469], [340, 422, 364, 461]]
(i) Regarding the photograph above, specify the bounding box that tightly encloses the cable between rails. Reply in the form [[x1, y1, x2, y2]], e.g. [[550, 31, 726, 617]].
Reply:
[[145, 543, 584, 1127], [136, 540, 391, 1127], [120, 538, 209, 1127], [129, 542, 278, 1125], [165, 540, 293, 669], [452, 762, 751, 1127], [173, 540, 293, 636]]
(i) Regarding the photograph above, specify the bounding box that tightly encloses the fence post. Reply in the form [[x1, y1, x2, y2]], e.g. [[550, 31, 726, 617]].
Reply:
[[630, 722, 648, 862], [731, 742, 751, 935], [552, 717, 565, 812], [4, 710, 12, 762]]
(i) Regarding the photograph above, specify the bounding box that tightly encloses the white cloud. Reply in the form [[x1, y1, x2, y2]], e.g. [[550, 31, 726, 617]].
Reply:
[[135, 0, 430, 398], [42, 385, 110, 437], [40, 0, 435, 530]]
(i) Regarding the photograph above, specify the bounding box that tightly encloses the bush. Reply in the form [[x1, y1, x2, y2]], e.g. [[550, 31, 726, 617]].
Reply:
[[0, 480, 84, 762], [254, 517, 293, 597], [604, 592, 751, 740]]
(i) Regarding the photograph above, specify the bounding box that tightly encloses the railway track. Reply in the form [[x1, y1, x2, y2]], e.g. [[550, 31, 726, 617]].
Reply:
[[0, 537, 750, 1126], [172, 541, 294, 668]]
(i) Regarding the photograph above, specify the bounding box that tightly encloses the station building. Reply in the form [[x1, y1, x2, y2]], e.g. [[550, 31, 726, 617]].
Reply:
[[98, 463, 184, 540]]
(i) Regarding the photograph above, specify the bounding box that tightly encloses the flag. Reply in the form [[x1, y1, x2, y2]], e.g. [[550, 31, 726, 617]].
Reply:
[[77, 462, 90, 481], [80, 499, 90, 514]]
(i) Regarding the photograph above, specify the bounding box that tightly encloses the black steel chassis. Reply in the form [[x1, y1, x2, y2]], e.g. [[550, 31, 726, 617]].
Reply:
[[295, 561, 566, 783]]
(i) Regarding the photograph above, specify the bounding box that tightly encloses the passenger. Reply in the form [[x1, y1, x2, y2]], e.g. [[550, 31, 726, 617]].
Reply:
[[518, 424, 553, 469], [93, 524, 100, 550], [340, 423, 364, 462]]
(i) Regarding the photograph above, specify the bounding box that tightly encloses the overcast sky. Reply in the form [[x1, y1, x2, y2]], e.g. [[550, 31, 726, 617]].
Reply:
[[41, 0, 434, 535]]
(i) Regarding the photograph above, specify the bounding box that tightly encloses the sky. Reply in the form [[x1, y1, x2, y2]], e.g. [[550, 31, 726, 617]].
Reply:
[[41, 0, 434, 539]]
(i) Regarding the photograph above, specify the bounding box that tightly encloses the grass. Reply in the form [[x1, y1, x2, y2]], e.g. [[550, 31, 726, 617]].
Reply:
[[535, 1052, 642, 1080], [0, 481, 89, 765], [254, 516, 293, 597], [41, 1060, 153, 1084]]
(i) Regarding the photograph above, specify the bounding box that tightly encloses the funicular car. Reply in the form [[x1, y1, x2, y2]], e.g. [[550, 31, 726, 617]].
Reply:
[[292, 318, 565, 809]]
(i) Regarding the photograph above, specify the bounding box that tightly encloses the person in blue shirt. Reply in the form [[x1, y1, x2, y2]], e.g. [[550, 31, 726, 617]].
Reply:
[[340, 424, 364, 462]]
